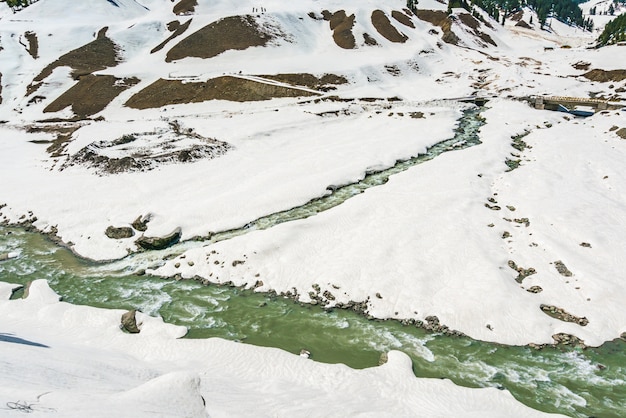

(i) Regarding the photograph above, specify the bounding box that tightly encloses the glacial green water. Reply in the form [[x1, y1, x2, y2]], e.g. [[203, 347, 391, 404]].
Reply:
[[1, 227, 625, 418]]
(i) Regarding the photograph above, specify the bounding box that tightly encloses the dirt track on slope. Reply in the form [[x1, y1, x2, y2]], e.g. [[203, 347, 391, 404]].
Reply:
[[372, 10, 408, 43], [165, 15, 273, 62], [259, 73, 348, 92], [125, 76, 320, 109], [44, 74, 139, 118], [151, 19, 193, 54]]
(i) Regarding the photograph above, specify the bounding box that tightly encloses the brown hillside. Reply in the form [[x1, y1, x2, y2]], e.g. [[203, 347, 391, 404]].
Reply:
[[583, 69, 626, 82], [44, 75, 139, 118], [372, 10, 408, 43], [151, 19, 192, 54], [322, 10, 356, 49], [125, 76, 320, 109], [166, 15, 273, 62]]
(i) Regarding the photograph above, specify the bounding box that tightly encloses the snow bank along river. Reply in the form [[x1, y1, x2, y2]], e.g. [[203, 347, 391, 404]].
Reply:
[[1, 226, 624, 418]]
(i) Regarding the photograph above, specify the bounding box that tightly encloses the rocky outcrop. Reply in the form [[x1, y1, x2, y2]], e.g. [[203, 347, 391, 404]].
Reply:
[[136, 227, 182, 250], [105, 226, 135, 239], [121, 309, 141, 333]]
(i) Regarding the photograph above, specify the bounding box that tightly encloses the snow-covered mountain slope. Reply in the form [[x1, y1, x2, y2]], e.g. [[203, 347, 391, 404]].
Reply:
[[0, 0, 625, 346]]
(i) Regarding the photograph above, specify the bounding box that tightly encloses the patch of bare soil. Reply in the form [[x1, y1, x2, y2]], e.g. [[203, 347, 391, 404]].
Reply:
[[173, 0, 197, 15], [572, 61, 590, 70], [510, 10, 524, 21], [363, 33, 378, 46], [372, 10, 408, 43], [322, 10, 356, 49], [29, 27, 120, 94], [415, 10, 459, 45], [151, 19, 192, 54], [63, 121, 231, 175], [458, 13, 496, 47], [582, 69, 626, 82], [515, 20, 531, 29], [166, 15, 274, 62], [125, 76, 320, 109], [25, 31, 38, 59], [391, 10, 415, 28], [44, 74, 139, 119], [259, 73, 348, 92], [0, 72, 2, 105]]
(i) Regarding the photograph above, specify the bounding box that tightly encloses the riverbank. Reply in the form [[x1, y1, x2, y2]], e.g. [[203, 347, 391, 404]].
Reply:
[[1, 279, 565, 417]]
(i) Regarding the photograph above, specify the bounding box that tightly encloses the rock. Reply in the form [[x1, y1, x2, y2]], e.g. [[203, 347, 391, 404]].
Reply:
[[0, 252, 19, 262], [378, 352, 388, 365], [526, 286, 543, 293], [615, 128, 626, 140], [121, 309, 141, 333], [105, 226, 135, 239], [299, 349, 311, 358], [136, 227, 182, 250], [131, 214, 151, 232], [579, 242, 592, 248], [554, 260, 573, 277]]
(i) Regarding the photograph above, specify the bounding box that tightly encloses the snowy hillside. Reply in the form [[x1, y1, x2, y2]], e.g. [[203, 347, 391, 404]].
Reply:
[[0, 0, 625, 365]]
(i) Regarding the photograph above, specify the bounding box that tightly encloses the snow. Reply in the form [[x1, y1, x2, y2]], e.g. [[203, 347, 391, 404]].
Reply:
[[0, 0, 624, 354], [0, 279, 564, 417]]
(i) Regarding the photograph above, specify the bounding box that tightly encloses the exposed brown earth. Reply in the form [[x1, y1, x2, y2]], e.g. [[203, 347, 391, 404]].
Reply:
[[458, 13, 496, 47], [391, 10, 415, 28], [166, 15, 274, 62], [259, 73, 348, 91], [125, 76, 320, 109], [363, 33, 378, 46], [25, 31, 38, 59], [582, 69, 626, 82], [414, 10, 459, 45], [322, 10, 356, 49], [173, 0, 197, 15], [29, 27, 120, 96], [44, 74, 139, 118], [515, 20, 531, 29], [372, 10, 408, 43], [151, 19, 192, 54]]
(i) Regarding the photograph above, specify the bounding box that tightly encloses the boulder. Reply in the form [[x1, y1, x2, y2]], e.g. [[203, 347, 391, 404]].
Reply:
[[136, 227, 182, 250], [105, 226, 135, 239], [121, 309, 141, 333]]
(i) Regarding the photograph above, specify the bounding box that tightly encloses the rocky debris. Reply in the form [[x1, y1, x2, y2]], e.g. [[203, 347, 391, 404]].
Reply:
[[551, 333, 586, 348], [508, 260, 536, 283], [105, 226, 134, 239], [554, 260, 573, 277], [64, 127, 231, 175], [579, 242, 592, 248], [485, 203, 501, 210], [322, 290, 336, 301], [132, 214, 151, 232], [526, 286, 543, 293], [541, 304, 588, 326], [506, 205, 516, 211], [121, 309, 141, 333], [502, 231, 511, 239], [513, 218, 530, 227], [231, 260, 245, 267], [136, 227, 182, 250]]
